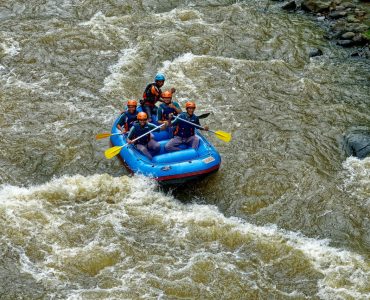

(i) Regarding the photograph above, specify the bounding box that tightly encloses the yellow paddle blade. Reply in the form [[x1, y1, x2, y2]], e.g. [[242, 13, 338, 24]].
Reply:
[[214, 130, 232, 142], [104, 146, 123, 159], [95, 132, 112, 140]]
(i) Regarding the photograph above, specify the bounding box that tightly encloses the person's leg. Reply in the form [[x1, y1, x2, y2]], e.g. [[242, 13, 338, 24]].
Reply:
[[152, 106, 158, 116], [165, 136, 183, 152], [168, 126, 174, 138], [136, 144, 153, 160], [148, 139, 161, 156], [186, 135, 199, 149]]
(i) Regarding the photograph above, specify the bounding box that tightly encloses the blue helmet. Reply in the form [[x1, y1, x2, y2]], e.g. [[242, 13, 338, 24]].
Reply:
[[154, 73, 165, 81]]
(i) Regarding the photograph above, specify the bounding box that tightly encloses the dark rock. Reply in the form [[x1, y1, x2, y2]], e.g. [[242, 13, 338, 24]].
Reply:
[[282, 0, 297, 10], [362, 33, 370, 42], [335, 5, 345, 11], [329, 11, 347, 19], [342, 2, 356, 9], [337, 39, 354, 46], [343, 131, 370, 159], [301, 0, 334, 13], [347, 15, 361, 23], [309, 48, 323, 57], [355, 10, 367, 18], [352, 34, 368, 45], [341, 31, 356, 39], [332, 22, 368, 34]]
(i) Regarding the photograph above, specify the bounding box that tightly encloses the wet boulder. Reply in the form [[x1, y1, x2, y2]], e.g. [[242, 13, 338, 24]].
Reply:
[[282, 0, 297, 11], [301, 0, 333, 13], [343, 131, 370, 159], [328, 11, 347, 19]]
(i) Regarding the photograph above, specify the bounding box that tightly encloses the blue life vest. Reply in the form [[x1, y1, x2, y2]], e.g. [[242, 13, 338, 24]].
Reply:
[[129, 121, 156, 145], [158, 103, 178, 121], [118, 111, 137, 131], [174, 112, 200, 138]]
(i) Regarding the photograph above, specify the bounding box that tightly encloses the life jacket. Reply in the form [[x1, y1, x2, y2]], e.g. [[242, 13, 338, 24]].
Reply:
[[131, 121, 152, 145], [158, 103, 178, 121], [142, 83, 161, 107], [174, 112, 199, 138], [120, 111, 138, 132]]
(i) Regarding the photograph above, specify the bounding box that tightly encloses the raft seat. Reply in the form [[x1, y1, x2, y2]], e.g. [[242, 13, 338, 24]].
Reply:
[[152, 148, 198, 164], [156, 140, 190, 154]]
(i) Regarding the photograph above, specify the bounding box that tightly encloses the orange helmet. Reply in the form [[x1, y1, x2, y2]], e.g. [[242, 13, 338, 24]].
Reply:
[[185, 101, 196, 109], [137, 112, 147, 120], [161, 91, 172, 99], [127, 100, 137, 106]]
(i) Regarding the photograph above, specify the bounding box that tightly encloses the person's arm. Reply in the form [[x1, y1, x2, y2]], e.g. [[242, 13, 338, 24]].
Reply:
[[169, 102, 182, 114], [127, 126, 136, 143], [196, 116, 209, 131], [117, 113, 127, 132], [148, 122, 166, 132]]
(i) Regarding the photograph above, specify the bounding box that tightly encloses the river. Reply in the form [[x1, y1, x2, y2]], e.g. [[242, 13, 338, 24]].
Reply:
[[0, 0, 369, 299]]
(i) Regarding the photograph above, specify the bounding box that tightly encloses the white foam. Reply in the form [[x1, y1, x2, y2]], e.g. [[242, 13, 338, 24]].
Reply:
[[100, 47, 139, 94], [1, 174, 368, 298], [342, 156, 370, 204], [0, 37, 21, 56]]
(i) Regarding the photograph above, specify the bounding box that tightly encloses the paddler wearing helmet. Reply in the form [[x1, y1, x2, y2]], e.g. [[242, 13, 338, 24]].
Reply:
[[165, 101, 209, 152], [141, 73, 176, 122], [157, 90, 182, 126], [126, 112, 166, 160], [116, 99, 138, 133]]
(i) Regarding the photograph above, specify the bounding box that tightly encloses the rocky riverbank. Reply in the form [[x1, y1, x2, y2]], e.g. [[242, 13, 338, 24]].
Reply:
[[278, 0, 370, 57]]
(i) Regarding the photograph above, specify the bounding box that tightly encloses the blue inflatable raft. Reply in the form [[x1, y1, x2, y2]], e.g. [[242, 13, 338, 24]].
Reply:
[[109, 115, 221, 185]]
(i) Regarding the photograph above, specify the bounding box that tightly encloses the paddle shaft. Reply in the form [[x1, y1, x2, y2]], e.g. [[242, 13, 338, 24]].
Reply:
[[174, 116, 215, 133], [124, 123, 166, 147], [125, 115, 180, 145]]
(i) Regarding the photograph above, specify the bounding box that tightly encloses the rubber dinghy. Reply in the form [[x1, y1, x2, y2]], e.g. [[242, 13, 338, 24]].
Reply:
[[109, 115, 221, 185]]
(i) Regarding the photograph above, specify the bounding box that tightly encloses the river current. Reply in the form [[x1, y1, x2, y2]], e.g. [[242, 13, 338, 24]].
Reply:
[[0, 1, 369, 299]]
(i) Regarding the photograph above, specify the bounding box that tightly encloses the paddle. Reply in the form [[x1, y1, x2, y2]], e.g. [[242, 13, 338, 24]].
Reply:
[[198, 112, 211, 119], [96, 132, 125, 140], [175, 116, 232, 143], [104, 116, 180, 159], [96, 113, 210, 140]]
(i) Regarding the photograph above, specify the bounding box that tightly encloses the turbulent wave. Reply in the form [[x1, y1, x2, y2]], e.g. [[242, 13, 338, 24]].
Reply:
[[0, 174, 369, 299]]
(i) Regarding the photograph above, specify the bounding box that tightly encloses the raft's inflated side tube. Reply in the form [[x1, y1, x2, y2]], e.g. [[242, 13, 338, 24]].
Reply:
[[110, 114, 221, 184]]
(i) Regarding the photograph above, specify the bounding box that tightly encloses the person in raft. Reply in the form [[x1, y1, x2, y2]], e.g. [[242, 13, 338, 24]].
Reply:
[[127, 112, 165, 160], [141, 73, 176, 122], [157, 90, 182, 135], [165, 101, 209, 152], [116, 100, 138, 133]]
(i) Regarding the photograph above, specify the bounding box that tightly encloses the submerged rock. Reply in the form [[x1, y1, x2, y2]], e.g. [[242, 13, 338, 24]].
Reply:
[[309, 47, 323, 57]]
